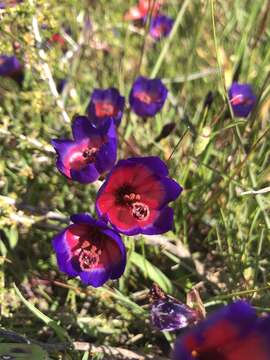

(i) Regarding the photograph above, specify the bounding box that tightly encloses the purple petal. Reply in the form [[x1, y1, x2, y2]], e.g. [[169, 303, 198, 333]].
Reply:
[[79, 267, 111, 287], [129, 76, 168, 117], [87, 87, 125, 126], [72, 115, 96, 140], [102, 227, 127, 279], [70, 213, 109, 230], [142, 206, 174, 235], [228, 82, 256, 118], [95, 139, 117, 174], [52, 229, 78, 277], [0, 55, 22, 77], [55, 157, 69, 178], [70, 163, 100, 183], [150, 15, 174, 40], [125, 156, 169, 176], [160, 177, 183, 207], [51, 139, 75, 157]]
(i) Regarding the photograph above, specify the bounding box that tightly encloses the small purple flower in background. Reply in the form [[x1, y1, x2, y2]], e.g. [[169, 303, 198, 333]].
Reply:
[[0, 0, 23, 8], [87, 88, 125, 127], [150, 284, 200, 332], [150, 15, 174, 41], [96, 156, 182, 235], [0, 55, 24, 84], [228, 82, 256, 118], [51, 116, 117, 184], [129, 76, 168, 117], [172, 300, 270, 360], [56, 78, 67, 93], [52, 214, 126, 287]]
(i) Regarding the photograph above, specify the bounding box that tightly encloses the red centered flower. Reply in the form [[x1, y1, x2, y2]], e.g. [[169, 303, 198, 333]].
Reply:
[[52, 214, 126, 287], [172, 301, 270, 360], [150, 15, 174, 40], [96, 156, 182, 236], [51, 116, 117, 184], [87, 88, 125, 127], [228, 82, 256, 118], [129, 76, 168, 117]]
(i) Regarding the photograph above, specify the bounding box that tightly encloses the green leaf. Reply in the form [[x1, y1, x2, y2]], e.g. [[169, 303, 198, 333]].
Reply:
[[130, 252, 172, 293], [82, 351, 89, 360], [13, 283, 72, 343], [0, 343, 49, 360], [8, 225, 19, 249], [194, 126, 211, 156]]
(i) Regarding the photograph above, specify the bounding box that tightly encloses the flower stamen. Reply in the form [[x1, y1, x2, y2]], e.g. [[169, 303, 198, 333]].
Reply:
[[79, 245, 102, 271], [82, 147, 98, 162], [131, 201, 150, 221], [95, 102, 115, 117], [134, 91, 153, 104]]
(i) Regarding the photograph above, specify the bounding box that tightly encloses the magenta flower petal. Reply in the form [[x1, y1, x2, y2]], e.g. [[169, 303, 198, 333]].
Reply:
[[87, 88, 125, 127], [96, 156, 182, 235], [52, 214, 126, 288], [228, 82, 256, 118], [129, 76, 168, 117], [150, 15, 174, 40], [51, 116, 117, 183], [172, 301, 270, 360]]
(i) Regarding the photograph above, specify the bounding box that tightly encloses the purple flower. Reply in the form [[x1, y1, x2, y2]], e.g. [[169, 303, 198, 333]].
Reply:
[[0, 0, 22, 8], [52, 214, 126, 287], [129, 76, 168, 117], [150, 284, 199, 332], [150, 15, 174, 40], [96, 156, 182, 236], [0, 55, 23, 84], [87, 88, 125, 127], [228, 82, 256, 118], [51, 116, 117, 184], [57, 78, 67, 93], [172, 301, 270, 360]]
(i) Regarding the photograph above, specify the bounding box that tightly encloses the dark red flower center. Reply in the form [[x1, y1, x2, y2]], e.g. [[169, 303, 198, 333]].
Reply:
[[95, 101, 117, 117], [116, 186, 150, 221], [230, 95, 253, 106], [0, 58, 5, 65], [78, 245, 102, 271], [67, 224, 123, 272], [134, 91, 156, 104], [131, 202, 150, 220], [72, 234, 103, 271], [68, 146, 98, 171], [153, 24, 167, 36], [82, 147, 98, 162]]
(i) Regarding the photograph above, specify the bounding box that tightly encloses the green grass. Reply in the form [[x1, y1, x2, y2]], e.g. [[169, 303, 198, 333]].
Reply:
[[0, 0, 270, 359]]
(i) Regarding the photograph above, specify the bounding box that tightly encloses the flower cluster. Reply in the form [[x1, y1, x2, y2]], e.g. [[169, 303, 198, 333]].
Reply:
[[51, 76, 182, 287]]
